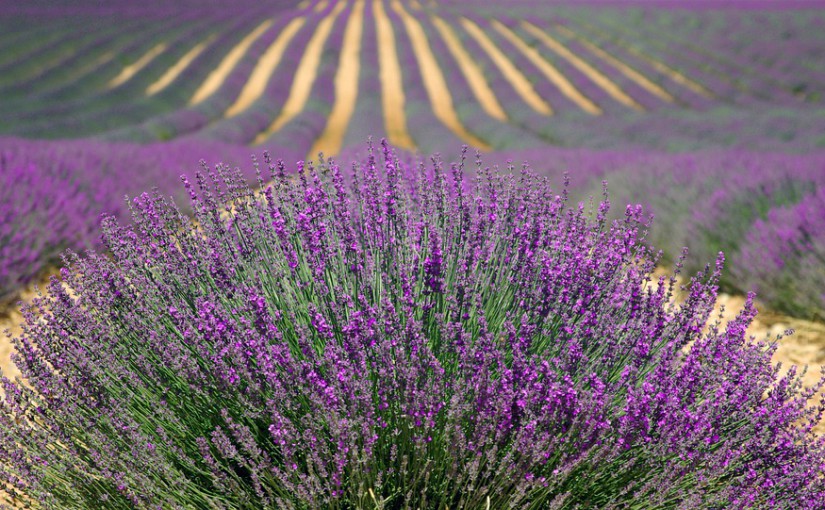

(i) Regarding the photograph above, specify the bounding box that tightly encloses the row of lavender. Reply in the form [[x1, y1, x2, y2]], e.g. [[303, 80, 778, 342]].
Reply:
[[0, 138, 268, 306], [478, 147, 825, 321], [608, 152, 825, 320], [1, 3, 823, 152], [448, 0, 825, 107]]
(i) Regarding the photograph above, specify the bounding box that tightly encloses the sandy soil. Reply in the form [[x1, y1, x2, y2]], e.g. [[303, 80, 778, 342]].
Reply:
[[107, 42, 168, 89], [712, 293, 825, 434], [431, 14, 509, 122], [553, 24, 676, 104], [649, 268, 825, 435], [572, 21, 713, 99], [521, 20, 643, 111], [253, 2, 347, 145], [491, 19, 602, 115], [224, 18, 306, 118], [146, 35, 214, 96]]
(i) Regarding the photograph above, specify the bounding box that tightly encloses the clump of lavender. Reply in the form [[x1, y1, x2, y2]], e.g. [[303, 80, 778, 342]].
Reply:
[[0, 137, 257, 303], [2, 142, 824, 509], [0, 160, 92, 306], [734, 186, 825, 320]]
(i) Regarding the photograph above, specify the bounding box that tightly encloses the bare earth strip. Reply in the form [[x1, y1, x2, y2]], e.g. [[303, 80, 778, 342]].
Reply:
[[491, 20, 602, 115], [573, 21, 713, 99], [107, 42, 168, 89], [224, 17, 306, 118], [189, 20, 274, 106], [253, 2, 347, 145], [521, 21, 643, 111], [391, 0, 491, 151], [309, 0, 366, 159], [146, 35, 215, 96], [553, 24, 675, 104], [0, 310, 22, 383], [65, 51, 116, 88], [314, 0, 329, 13], [431, 14, 508, 122], [459, 17, 553, 116], [373, 0, 417, 151]]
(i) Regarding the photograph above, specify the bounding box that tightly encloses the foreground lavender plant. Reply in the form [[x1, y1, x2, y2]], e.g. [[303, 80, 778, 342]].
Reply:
[[2, 143, 824, 508]]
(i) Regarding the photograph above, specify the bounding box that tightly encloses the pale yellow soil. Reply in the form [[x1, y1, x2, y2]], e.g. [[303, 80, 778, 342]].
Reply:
[[253, 2, 347, 145], [431, 14, 508, 122], [224, 17, 306, 118], [189, 20, 274, 105], [314, 0, 329, 13], [521, 21, 643, 111], [107, 42, 168, 89], [146, 35, 215, 96], [0, 307, 22, 383], [391, 0, 491, 150], [0, 270, 61, 382], [374, 0, 417, 151], [491, 20, 602, 115], [460, 17, 553, 116], [309, 0, 366, 159], [553, 24, 676, 104]]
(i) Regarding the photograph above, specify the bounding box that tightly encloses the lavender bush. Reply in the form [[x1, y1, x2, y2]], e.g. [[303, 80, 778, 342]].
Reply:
[[2, 143, 824, 508], [0, 161, 91, 306]]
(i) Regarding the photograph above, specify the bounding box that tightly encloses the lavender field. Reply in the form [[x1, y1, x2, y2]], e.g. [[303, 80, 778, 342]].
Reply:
[[1, 0, 825, 507]]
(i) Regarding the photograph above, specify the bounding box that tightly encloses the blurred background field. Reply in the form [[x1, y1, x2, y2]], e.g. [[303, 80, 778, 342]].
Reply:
[[1, 0, 825, 415]]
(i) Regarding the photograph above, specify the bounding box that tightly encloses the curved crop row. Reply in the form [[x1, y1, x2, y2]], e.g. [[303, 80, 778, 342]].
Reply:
[[0, 138, 263, 303], [3, 1, 809, 149], [571, 150, 825, 318]]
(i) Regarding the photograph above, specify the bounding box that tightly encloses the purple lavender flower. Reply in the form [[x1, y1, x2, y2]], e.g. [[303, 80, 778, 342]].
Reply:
[[2, 145, 824, 508]]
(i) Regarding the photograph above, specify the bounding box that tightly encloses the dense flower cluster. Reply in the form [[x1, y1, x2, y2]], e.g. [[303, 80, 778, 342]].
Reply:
[[2, 144, 824, 508]]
